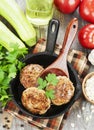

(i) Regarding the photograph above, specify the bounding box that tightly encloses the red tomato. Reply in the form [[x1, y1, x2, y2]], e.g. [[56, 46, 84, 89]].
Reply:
[[54, 0, 80, 14], [78, 24, 94, 49], [79, 0, 94, 23]]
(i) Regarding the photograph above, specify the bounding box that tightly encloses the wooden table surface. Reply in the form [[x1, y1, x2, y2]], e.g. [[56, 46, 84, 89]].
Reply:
[[0, 0, 94, 130]]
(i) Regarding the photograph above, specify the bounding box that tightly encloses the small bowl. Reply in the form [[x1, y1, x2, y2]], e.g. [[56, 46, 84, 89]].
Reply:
[[82, 72, 94, 104]]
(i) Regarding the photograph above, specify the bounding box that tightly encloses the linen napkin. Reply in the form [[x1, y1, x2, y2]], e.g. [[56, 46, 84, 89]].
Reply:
[[3, 40, 90, 130]]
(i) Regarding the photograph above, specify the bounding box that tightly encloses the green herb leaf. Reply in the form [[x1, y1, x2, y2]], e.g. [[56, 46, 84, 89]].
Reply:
[[0, 95, 9, 101], [45, 90, 55, 99], [38, 78, 47, 90], [17, 61, 25, 70], [0, 44, 28, 106], [46, 73, 59, 85], [0, 69, 4, 82], [37, 73, 58, 99]]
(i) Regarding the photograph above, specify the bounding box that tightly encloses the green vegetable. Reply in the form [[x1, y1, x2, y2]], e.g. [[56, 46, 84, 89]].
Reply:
[[0, 0, 36, 47], [38, 73, 59, 99], [0, 21, 26, 51], [0, 44, 28, 106], [45, 90, 55, 99], [37, 78, 47, 90], [46, 73, 59, 85]]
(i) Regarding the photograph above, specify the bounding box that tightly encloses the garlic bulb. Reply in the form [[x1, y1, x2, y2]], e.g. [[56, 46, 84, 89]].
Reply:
[[88, 50, 94, 65]]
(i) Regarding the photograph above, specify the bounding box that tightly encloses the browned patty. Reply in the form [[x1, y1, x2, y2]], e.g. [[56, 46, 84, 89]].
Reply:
[[46, 76, 75, 105], [21, 87, 51, 115], [20, 64, 44, 88]]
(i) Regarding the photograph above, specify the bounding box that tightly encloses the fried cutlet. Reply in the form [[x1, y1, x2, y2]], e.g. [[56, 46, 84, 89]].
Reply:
[[21, 87, 51, 114], [46, 76, 75, 105], [20, 64, 44, 88]]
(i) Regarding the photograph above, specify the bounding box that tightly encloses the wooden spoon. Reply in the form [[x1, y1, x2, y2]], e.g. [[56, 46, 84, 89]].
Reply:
[[40, 18, 78, 78]]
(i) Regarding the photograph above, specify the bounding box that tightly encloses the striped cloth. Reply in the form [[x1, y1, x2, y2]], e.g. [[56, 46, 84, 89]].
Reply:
[[4, 40, 90, 130], [33, 39, 90, 80]]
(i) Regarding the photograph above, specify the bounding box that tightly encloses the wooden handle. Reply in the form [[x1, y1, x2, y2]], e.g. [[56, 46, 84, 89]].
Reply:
[[60, 18, 78, 58], [50, 18, 78, 66], [53, 18, 78, 77], [40, 18, 78, 78]]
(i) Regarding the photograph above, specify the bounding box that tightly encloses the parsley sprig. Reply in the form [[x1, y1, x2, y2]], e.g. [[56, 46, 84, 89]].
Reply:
[[46, 73, 59, 85], [0, 44, 28, 106], [38, 73, 58, 99], [37, 78, 47, 90]]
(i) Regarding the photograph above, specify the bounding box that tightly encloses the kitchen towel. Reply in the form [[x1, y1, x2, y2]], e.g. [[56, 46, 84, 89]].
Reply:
[[3, 40, 90, 130]]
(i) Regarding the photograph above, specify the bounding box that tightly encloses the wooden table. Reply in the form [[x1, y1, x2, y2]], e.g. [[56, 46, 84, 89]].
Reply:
[[0, 0, 94, 130]]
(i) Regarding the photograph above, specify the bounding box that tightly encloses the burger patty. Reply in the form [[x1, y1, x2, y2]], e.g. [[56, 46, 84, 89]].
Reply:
[[20, 64, 44, 88], [21, 87, 51, 115], [46, 76, 75, 105]]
